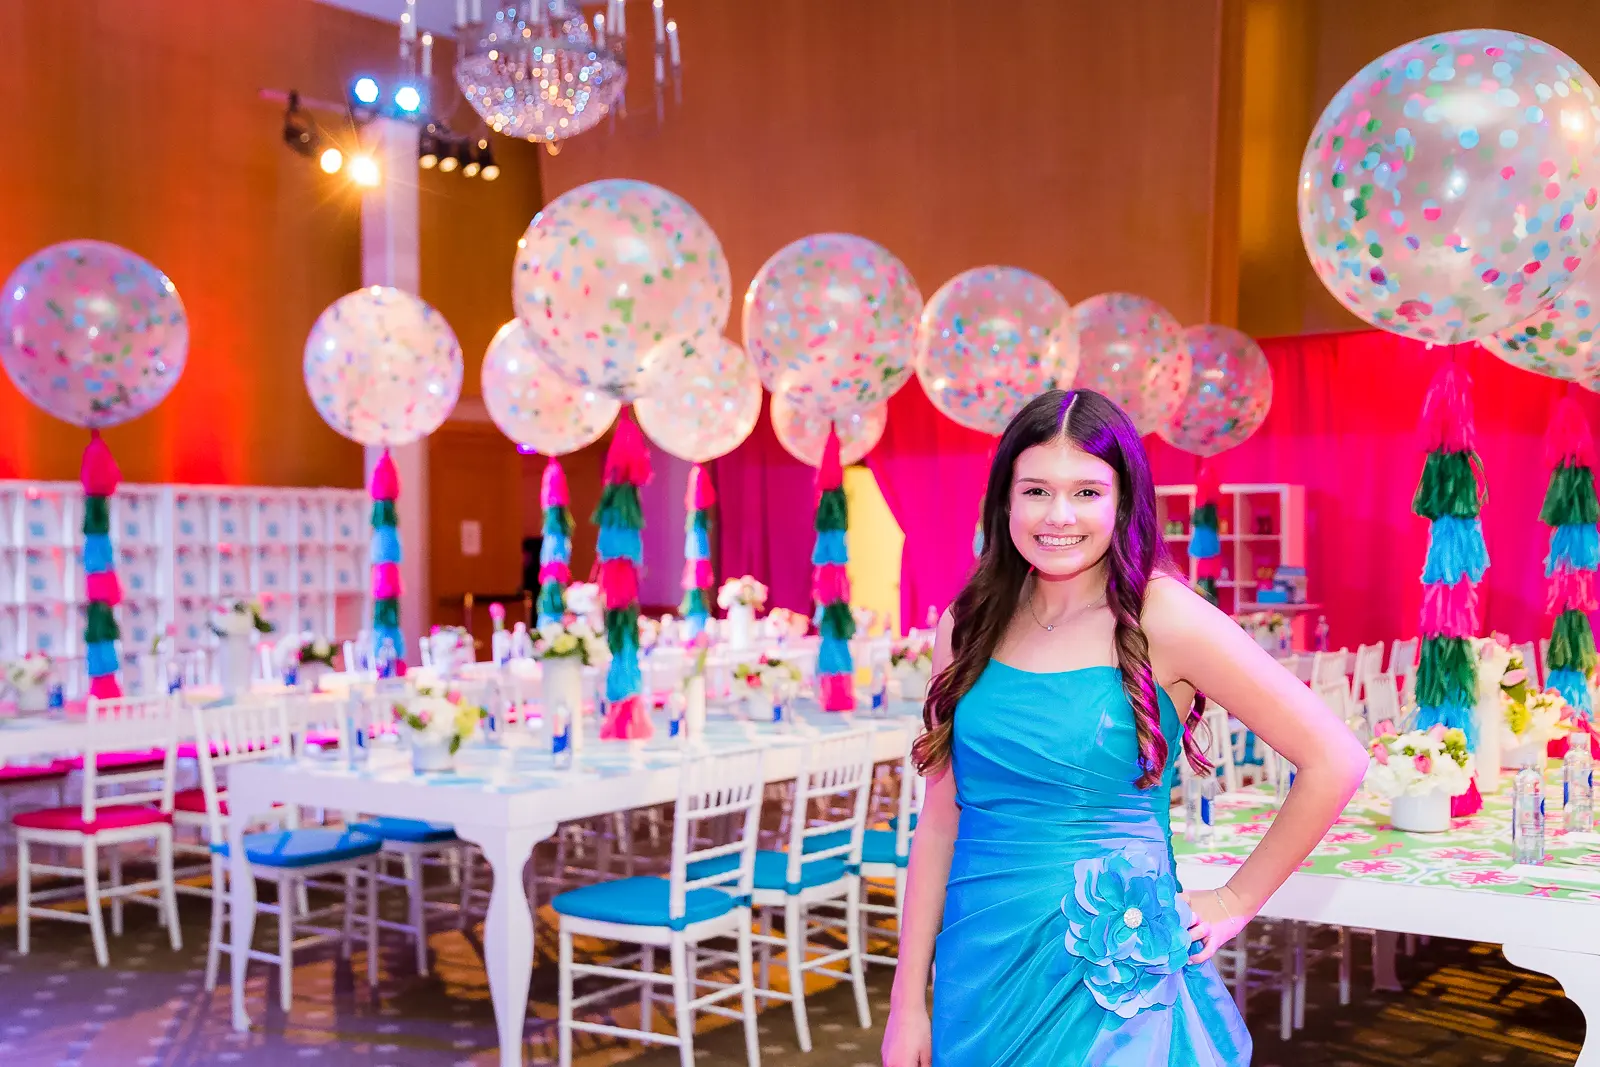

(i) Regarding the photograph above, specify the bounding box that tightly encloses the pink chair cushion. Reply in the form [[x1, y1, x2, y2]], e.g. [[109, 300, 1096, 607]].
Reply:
[[13, 805, 172, 833], [302, 731, 341, 749], [0, 761, 71, 783], [59, 750, 167, 772], [175, 741, 227, 761], [171, 788, 226, 816]]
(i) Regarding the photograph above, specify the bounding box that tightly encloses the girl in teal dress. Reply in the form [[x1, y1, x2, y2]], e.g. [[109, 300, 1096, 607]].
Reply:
[[881, 390, 1367, 1066]]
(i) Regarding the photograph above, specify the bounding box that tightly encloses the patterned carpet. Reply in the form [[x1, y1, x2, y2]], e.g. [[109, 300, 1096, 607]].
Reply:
[[0, 887, 1585, 1066]]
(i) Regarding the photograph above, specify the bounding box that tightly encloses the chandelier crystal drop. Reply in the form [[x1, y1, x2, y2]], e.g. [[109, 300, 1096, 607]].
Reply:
[[453, 0, 680, 148]]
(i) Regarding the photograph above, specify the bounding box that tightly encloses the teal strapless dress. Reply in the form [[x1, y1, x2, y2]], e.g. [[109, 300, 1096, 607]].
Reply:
[[931, 663, 1252, 1066]]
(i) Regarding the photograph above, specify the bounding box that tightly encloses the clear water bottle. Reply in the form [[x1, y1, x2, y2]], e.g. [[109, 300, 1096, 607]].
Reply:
[[343, 705, 368, 768], [1513, 759, 1547, 865], [47, 683, 64, 714], [668, 691, 687, 741], [1565, 735, 1594, 835], [1314, 616, 1331, 653], [871, 664, 888, 716], [376, 637, 397, 680], [1183, 772, 1216, 846]]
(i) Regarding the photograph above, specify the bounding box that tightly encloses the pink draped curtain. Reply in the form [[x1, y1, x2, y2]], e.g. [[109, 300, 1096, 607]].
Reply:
[[717, 330, 1600, 647]]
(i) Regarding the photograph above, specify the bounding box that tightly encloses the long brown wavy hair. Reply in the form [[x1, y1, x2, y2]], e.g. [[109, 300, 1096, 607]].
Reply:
[[911, 389, 1211, 789]]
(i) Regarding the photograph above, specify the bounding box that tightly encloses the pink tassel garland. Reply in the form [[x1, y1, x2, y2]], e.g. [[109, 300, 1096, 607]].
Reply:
[[541, 458, 569, 507], [812, 562, 851, 605], [603, 413, 652, 487], [1547, 566, 1600, 615], [818, 673, 854, 711], [80, 432, 121, 496], [1417, 362, 1477, 454], [599, 694, 651, 740], [372, 562, 402, 600], [539, 560, 572, 586], [1543, 396, 1599, 472], [683, 557, 714, 589], [1419, 579, 1479, 637], [598, 558, 639, 610], [687, 463, 716, 510], [370, 449, 400, 501], [85, 570, 122, 607], [89, 674, 122, 699]]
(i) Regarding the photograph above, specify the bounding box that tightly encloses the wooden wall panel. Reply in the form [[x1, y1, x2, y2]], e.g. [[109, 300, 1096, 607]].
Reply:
[[427, 422, 524, 614], [0, 0, 541, 489], [540, 0, 1230, 336]]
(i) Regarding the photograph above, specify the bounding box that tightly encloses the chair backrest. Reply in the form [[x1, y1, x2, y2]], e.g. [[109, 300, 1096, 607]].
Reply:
[[189, 696, 294, 844], [1200, 703, 1240, 794], [81, 693, 182, 822], [1310, 649, 1350, 692], [778, 730, 875, 886], [1313, 678, 1352, 724], [1363, 672, 1401, 734], [886, 729, 927, 862], [1351, 643, 1385, 698], [672, 747, 766, 922], [1388, 637, 1419, 680], [1279, 653, 1307, 683]]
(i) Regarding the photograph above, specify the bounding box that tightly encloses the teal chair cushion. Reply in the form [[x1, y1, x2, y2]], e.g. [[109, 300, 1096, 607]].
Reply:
[[686, 848, 850, 894], [860, 829, 908, 867], [211, 828, 383, 869], [351, 817, 458, 844], [551, 876, 739, 931]]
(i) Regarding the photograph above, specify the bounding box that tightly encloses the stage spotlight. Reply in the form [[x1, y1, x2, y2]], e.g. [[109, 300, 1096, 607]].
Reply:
[[438, 139, 463, 173], [462, 149, 481, 178], [319, 147, 344, 174], [393, 84, 423, 115], [282, 92, 319, 157], [349, 154, 381, 187], [418, 124, 441, 169], [472, 138, 499, 181], [351, 76, 381, 107]]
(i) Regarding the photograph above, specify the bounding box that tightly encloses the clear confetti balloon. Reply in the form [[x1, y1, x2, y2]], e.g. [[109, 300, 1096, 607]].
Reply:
[[1298, 29, 1600, 344], [635, 333, 761, 463], [1486, 257, 1600, 380], [770, 390, 886, 467], [742, 233, 922, 419], [0, 240, 188, 428], [482, 320, 619, 455], [303, 286, 462, 447], [1159, 325, 1273, 457], [1069, 293, 1188, 435], [914, 266, 1076, 435], [513, 179, 731, 401]]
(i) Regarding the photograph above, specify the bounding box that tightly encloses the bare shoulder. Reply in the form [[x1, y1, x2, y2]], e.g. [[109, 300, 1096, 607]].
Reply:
[[1140, 572, 1216, 644]]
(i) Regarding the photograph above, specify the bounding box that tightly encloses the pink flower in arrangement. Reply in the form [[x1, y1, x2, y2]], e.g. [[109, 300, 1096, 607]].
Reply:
[[1373, 719, 1397, 738], [1370, 741, 1390, 765], [1414, 753, 1434, 775], [1502, 669, 1527, 687], [1426, 724, 1447, 742], [1489, 631, 1512, 650]]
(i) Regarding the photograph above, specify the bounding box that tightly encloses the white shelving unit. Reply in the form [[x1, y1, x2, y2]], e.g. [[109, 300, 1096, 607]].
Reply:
[[0, 480, 370, 679], [1156, 483, 1310, 646]]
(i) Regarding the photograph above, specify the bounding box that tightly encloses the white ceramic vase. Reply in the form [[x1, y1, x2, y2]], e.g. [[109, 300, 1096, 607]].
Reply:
[[16, 686, 46, 713], [1389, 788, 1451, 833], [410, 732, 455, 774], [542, 657, 584, 718], [219, 633, 254, 699], [1503, 739, 1543, 772], [727, 604, 756, 652], [894, 665, 931, 702]]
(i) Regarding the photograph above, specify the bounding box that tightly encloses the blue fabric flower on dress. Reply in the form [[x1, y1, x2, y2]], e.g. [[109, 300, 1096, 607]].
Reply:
[[1059, 851, 1193, 1019]]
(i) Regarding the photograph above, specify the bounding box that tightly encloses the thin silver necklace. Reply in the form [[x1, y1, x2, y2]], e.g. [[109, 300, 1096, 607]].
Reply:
[[1026, 582, 1105, 633]]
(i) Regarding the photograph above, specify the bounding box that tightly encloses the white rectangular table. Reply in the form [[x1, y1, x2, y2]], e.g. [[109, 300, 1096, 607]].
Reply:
[[225, 711, 914, 1067]]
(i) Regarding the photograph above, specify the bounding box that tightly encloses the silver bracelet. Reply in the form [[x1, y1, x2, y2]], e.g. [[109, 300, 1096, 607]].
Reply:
[[1213, 887, 1233, 921]]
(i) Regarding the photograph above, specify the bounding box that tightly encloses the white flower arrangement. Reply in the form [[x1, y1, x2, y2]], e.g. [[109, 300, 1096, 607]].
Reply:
[[763, 607, 810, 639], [1504, 687, 1572, 747], [564, 583, 602, 625], [533, 617, 609, 666], [717, 576, 768, 612], [4, 652, 52, 692], [277, 631, 335, 670], [638, 615, 660, 651], [210, 600, 274, 638], [852, 605, 881, 636], [890, 637, 934, 671], [392, 685, 487, 755], [734, 653, 802, 694], [1364, 722, 1474, 799]]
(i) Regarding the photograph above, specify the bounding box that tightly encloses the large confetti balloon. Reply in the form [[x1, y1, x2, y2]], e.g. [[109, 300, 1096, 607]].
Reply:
[[1069, 293, 1188, 435], [1486, 257, 1600, 381], [303, 286, 462, 447], [513, 179, 731, 401], [635, 333, 761, 463], [742, 233, 922, 418], [1298, 29, 1600, 344], [914, 266, 1076, 435], [0, 240, 188, 428], [1159, 325, 1273, 457], [482, 320, 619, 454], [771, 390, 886, 467]]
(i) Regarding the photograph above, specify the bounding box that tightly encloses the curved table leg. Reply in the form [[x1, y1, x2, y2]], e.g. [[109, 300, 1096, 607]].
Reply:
[[455, 821, 554, 1067], [1503, 943, 1600, 1066]]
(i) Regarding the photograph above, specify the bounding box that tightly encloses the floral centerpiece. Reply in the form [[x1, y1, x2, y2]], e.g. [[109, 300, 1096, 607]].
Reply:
[[718, 576, 767, 651], [277, 632, 336, 688], [764, 607, 810, 640], [392, 685, 487, 772], [211, 600, 273, 697], [533, 616, 608, 723], [1365, 722, 1474, 832], [890, 635, 935, 701], [1242, 611, 1290, 654], [638, 615, 661, 652], [564, 582, 603, 628], [4, 652, 53, 712], [734, 653, 802, 719]]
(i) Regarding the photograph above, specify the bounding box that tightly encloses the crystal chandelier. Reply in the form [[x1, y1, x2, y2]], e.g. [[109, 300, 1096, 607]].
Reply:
[[453, 0, 681, 151]]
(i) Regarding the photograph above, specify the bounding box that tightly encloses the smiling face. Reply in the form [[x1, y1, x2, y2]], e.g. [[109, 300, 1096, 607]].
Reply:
[[1007, 435, 1120, 578]]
